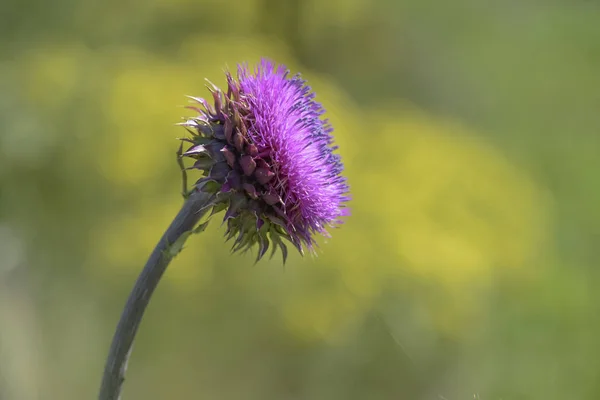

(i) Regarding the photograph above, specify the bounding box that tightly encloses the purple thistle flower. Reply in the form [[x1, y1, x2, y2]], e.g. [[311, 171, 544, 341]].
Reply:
[[179, 59, 350, 262], [98, 60, 351, 398]]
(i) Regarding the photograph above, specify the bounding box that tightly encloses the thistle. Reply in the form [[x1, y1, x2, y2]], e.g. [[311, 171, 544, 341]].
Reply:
[[178, 59, 349, 262], [98, 59, 349, 400]]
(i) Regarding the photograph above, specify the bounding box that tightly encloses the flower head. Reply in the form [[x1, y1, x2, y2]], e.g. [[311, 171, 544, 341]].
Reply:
[[179, 59, 349, 262]]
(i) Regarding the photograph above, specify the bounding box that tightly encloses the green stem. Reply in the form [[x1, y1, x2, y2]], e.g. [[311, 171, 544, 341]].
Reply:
[[98, 189, 214, 400]]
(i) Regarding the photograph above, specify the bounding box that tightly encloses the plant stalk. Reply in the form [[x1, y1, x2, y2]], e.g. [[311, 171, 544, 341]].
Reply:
[[98, 189, 214, 400]]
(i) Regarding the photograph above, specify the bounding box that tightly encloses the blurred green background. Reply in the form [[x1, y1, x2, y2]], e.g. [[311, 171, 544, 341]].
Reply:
[[1, 0, 599, 399]]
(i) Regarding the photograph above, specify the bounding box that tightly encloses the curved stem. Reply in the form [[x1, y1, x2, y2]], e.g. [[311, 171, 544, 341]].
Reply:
[[98, 189, 215, 400]]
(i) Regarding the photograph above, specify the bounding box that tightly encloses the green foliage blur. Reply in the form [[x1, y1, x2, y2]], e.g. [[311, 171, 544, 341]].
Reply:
[[1, 1, 599, 399]]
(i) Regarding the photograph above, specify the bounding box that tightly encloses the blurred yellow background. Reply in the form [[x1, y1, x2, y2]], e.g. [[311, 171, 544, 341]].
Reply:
[[1, 1, 598, 399]]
